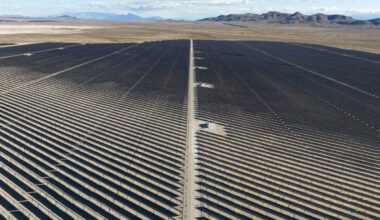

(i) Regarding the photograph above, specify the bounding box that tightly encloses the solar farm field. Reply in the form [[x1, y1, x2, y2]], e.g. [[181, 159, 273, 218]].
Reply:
[[193, 40, 380, 219], [0, 41, 189, 220], [0, 40, 379, 220]]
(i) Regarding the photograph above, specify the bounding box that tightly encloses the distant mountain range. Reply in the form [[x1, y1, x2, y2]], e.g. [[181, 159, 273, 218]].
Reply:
[[200, 11, 380, 26], [60, 12, 164, 21]]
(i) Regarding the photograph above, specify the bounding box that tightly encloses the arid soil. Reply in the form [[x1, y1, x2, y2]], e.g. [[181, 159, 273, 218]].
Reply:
[[0, 18, 380, 53]]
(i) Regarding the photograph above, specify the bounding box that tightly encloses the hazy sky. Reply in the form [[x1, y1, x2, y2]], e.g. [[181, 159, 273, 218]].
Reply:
[[1, 0, 379, 20]]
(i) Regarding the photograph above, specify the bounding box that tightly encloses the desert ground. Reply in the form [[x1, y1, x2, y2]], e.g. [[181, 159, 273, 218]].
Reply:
[[1, 17, 380, 54]]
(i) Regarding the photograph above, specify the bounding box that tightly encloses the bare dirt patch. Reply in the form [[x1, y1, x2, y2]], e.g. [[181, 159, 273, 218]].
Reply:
[[0, 24, 95, 35], [0, 19, 379, 54]]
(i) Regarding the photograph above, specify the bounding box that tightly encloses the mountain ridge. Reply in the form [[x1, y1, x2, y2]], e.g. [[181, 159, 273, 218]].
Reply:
[[200, 11, 380, 26], [59, 12, 164, 21]]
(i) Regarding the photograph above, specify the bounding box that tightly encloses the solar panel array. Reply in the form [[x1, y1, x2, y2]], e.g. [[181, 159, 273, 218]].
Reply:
[[0, 40, 379, 220], [0, 40, 189, 220], [193, 40, 380, 220]]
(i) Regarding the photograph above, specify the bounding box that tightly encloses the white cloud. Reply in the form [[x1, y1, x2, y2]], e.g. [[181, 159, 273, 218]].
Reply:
[[87, 0, 380, 20], [0, 0, 379, 19], [89, 1, 181, 10], [279, 6, 380, 16], [89, 0, 249, 11]]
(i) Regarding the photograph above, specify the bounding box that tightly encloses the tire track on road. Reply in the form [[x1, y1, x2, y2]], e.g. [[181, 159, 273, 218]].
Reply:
[[183, 39, 201, 220]]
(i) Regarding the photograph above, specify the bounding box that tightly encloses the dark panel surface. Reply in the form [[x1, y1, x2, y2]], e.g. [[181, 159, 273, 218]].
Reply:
[[193, 40, 380, 220], [298, 43, 380, 63], [0, 43, 75, 57], [0, 40, 379, 220], [0, 40, 189, 220]]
